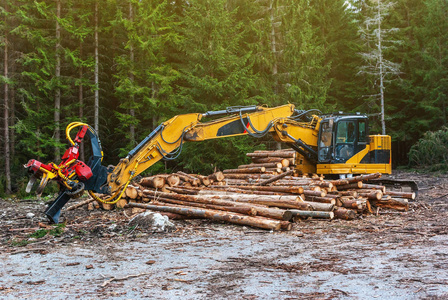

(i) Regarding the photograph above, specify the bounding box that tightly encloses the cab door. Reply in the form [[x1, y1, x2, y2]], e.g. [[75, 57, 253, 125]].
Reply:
[[333, 118, 368, 163]]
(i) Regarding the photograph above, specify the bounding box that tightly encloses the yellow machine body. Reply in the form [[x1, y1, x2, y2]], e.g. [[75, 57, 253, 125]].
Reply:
[[105, 104, 392, 197]]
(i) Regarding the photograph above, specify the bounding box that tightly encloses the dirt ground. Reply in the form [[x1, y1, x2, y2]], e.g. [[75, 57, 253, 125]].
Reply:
[[1, 171, 448, 299]]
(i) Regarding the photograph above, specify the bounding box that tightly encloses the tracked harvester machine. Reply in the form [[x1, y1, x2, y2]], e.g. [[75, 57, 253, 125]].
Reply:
[[25, 104, 397, 223]]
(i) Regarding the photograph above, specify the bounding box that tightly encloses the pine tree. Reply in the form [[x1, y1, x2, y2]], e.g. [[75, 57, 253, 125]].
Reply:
[[358, 0, 402, 135], [309, 0, 364, 111]]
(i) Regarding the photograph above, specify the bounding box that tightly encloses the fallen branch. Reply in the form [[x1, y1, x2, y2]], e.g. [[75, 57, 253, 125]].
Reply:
[[10, 248, 48, 255], [101, 272, 150, 287], [66, 197, 95, 211]]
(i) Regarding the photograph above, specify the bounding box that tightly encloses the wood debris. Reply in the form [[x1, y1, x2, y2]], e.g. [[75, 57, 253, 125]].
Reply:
[[82, 149, 415, 231]]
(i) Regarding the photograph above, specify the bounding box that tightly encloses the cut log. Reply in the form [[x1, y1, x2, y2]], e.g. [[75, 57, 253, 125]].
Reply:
[[224, 173, 262, 180], [256, 170, 294, 186], [302, 201, 334, 212], [289, 210, 334, 219], [246, 152, 295, 158], [232, 185, 304, 194], [139, 176, 166, 189], [125, 186, 139, 199], [360, 183, 386, 192], [370, 198, 409, 211], [238, 162, 282, 169], [337, 182, 363, 190], [208, 171, 225, 182], [115, 198, 128, 209], [302, 190, 327, 197], [177, 171, 201, 186], [126, 202, 283, 231], [358, 190, 383, 200], [384, 191, 415, 200], [166, 175, 181, 187], [166, 186, 199, 195], [142, 189, 292, 220], [154, 197, 257, 216], [328, 191, 359, 198], [223, 167, 266, 174], [339, 197, 366, 210], [205, 194, 302, 202], [302, 196, 336, 204], [196, 175, 211, 186], [333, 207, 357, 220], [281, 159, 291, 168]]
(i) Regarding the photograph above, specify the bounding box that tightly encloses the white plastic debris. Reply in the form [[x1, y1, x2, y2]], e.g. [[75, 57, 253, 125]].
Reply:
[[129, 211, 176, 233], [26, 213, 35, 219]]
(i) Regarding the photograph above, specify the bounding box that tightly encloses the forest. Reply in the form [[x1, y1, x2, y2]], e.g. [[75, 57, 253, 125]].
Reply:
[[1, 0, 447, 195]]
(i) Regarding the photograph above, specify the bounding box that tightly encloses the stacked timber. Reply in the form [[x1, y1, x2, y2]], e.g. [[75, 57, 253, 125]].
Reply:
[[86, 150, 415, 231], [244, 149, 296, 174]]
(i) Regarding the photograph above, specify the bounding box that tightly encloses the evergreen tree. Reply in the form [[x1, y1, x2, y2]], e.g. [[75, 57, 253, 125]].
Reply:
[[309, 0, 364, 111], [358, 0, 402, 134]]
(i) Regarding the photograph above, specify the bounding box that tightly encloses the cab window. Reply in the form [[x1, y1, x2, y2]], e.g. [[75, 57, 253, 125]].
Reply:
[[336, 121, 356, 144], [318, 121, 333, 162], [359, 120, 367, 143], [335, 120, 356, 162]]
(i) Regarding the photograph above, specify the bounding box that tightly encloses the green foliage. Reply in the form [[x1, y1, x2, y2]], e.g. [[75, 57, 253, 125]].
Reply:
[[29, 224, 66, 239], [2, 0, 448, 196], [408, 127, 448, 171]]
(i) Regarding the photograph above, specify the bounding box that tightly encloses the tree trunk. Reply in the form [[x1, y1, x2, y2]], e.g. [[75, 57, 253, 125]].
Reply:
[[94, 0, 99, 132], [79, 42, 85, 162], [128, 1, 135, 146], [3, 6, 11, 193], [54, 0, 61, 160]]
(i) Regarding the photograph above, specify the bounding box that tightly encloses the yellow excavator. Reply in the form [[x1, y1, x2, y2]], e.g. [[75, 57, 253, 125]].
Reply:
[[24, 103, 392, 223]]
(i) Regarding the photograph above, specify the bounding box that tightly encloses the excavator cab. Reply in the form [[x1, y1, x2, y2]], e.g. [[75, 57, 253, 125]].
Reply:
[[316, 113, 391, 174], [318, 114, 368, 164]]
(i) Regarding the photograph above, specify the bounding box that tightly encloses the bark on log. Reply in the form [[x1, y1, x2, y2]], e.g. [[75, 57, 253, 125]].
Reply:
[[126, 202, 284, 231], [204, 194, 302, 202], [337, 182, 363, 190], [302, 196, 336, 204], [233, 185, 304, 194], [370, 198, 409, 211], [384, 191, 416, 200], [224, 173, 262, 180], [358, 190, 383, 200], [177, 171, 201, 186], [333, 207, 357, 220], [223, 167, 266, 174], [328, 191, 359, 198], [246, 152, 296, 158], [166, 186, 199, 195], [289, 210, 334, 219], [361, 183, 386, 192], [345, 173, 382, 183], [339, 197, 366, 210], [232, 198, 311, 210], [238, 162, 282, 169], [256, 170, 294, 186], [142, 189, 292, 220], [155, 197, 257, 216], [302, 201, 334, 211], [302, 190, 327, 197]]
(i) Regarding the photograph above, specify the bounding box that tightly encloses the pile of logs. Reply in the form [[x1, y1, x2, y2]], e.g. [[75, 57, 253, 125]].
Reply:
[[85, 149, 415, 231]]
